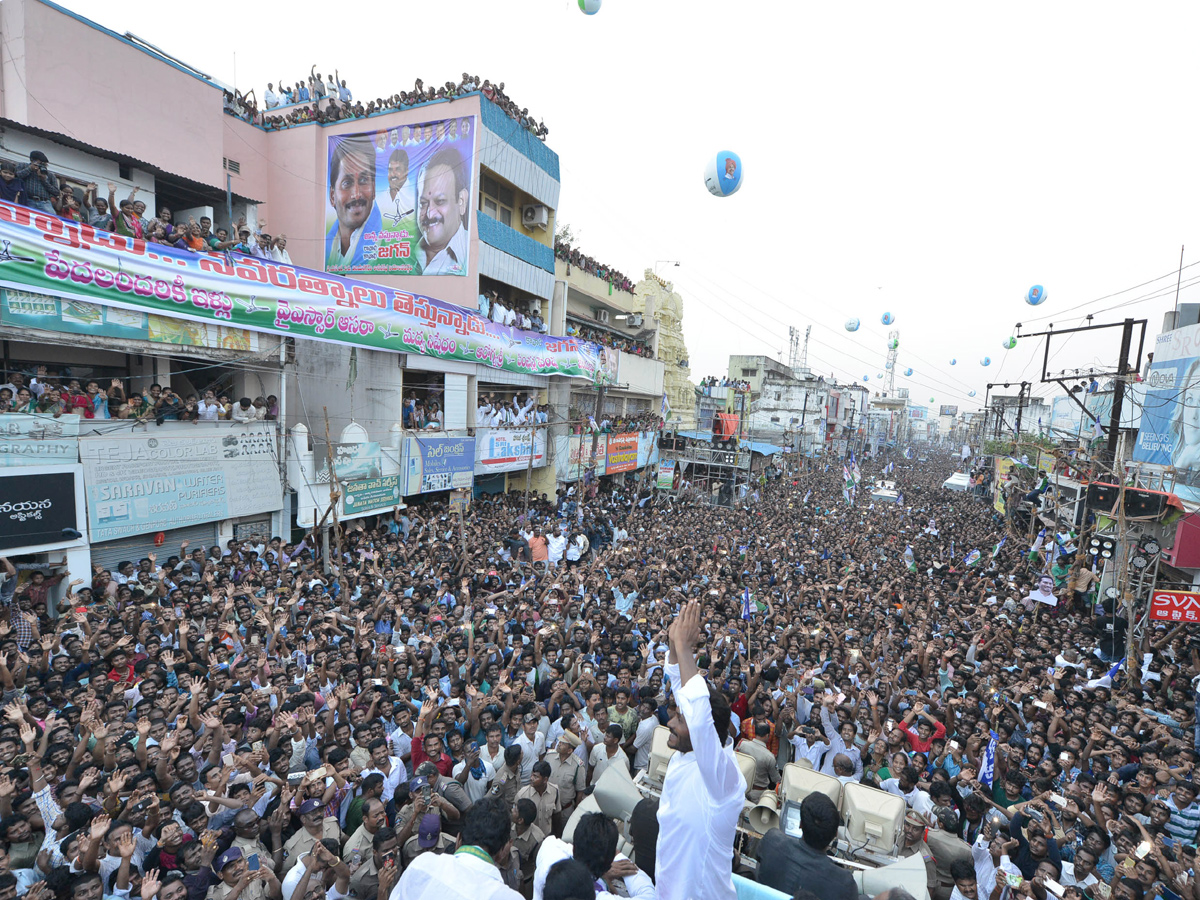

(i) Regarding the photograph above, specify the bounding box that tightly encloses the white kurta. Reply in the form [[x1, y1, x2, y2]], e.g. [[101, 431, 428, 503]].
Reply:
[[655, 662, 745, 900]]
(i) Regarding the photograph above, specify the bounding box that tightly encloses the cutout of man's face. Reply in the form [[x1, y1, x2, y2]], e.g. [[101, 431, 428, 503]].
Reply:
[[725, 158, 737, 177]]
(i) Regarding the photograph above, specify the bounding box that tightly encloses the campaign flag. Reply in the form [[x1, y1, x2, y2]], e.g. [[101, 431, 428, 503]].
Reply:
[[1086, 657, 1125, 689], [896, 491, 904, 506], [742, 586, 752, 620], [904, 545, 916, 572], [964, 549, 982, 567], [803, 490, 812, 503], [992, 536, 1006, 558], [980, 730, 1000, 788]]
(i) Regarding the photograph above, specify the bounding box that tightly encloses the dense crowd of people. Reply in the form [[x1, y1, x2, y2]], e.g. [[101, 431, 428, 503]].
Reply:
[[564, 321, 653, 358], [554, 243, 637, 295], [226, 70, 549, 141], [0, 442, 1195, 900], [0, 368, 277, 423], [1, 149, 289, 265], [479, 291, 548, 335]]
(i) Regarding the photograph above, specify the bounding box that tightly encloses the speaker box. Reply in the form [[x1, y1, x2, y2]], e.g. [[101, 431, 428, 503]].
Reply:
[[1086, 483, 1119, 509], [1125, 489, 1167, 519]]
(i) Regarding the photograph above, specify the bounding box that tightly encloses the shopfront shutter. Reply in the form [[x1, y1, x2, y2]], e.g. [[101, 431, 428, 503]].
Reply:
[[89, 522, 220, 572]]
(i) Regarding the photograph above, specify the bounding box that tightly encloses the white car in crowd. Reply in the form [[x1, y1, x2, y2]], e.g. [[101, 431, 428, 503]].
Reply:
[[942, 471, 971, 492]]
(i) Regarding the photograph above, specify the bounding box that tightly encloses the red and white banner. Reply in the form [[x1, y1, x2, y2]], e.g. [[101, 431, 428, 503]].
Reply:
[[1150, 590, 1200, 623]]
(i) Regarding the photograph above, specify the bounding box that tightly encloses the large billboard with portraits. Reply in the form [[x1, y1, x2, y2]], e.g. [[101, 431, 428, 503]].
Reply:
[[324, 116, 475, 277]]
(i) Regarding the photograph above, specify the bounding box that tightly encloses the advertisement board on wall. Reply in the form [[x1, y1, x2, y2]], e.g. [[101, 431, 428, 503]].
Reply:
[[344, 475, 402, 513], [2, 288, 258, 351], [475, 428, 546, 474], [557, 435, 608, 482], [1134, 322, 1200, 500], [325, 117, 475, 277], [333, 442, 383, 481], [0, 413, 79, 467], [938, 405, 958, 417], [401, 436, 475, 495], [1150, 589, 1200, 622], [0, 468, 79, 552], [656, 460, 676, 489], [606, 433, 639, 474], [80, 426, 282, 541]]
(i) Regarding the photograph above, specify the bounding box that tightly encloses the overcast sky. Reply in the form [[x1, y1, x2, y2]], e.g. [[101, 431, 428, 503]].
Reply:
[[64, 0, 1200, 411]]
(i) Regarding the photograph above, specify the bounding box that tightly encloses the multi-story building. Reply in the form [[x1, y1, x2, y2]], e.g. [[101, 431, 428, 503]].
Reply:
[[0, 0, 667, 591]]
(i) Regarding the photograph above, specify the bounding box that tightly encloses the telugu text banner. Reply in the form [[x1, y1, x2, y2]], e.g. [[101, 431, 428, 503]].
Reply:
[[0, 202, 612, 383]]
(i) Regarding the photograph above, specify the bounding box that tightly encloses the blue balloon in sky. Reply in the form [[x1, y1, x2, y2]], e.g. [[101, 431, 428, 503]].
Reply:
[[1026, 284, 1047, 306], [980, 357, 991, 366], [969, 390, 977, 397], [885, 361, 893, 370], [949, 358, 957, 365], [704, 151, 743, 197], [876, 373, 883, 379], [845, 318, 860, 332], [904, 367, 913, 376], [881, 312, 895, 325], [579, 0, 602, 12], [863, 375, 870, 382]]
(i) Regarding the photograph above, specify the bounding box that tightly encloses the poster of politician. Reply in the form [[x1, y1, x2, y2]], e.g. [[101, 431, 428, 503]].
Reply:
[[325, 116, 475, 277]]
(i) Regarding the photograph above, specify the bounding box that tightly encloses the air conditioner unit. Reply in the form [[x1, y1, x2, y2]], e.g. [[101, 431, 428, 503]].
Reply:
[[595, 309, 610, 324], [521, 204, 549, 229], [626, 313, 643, 328]]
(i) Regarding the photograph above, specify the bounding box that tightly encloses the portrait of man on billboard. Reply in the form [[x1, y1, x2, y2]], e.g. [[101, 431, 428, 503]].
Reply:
[[417, 147, 470, 276], [325, 137, 383, 272]]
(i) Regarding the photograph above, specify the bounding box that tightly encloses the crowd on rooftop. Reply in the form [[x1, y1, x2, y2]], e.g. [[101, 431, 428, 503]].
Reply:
[[554, 243, 637, 295], [225, 69, 549, 141], [699, 376, 752, 393]]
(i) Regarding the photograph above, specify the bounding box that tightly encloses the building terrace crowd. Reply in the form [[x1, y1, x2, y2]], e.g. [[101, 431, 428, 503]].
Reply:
[[226, 70, 549, 142]]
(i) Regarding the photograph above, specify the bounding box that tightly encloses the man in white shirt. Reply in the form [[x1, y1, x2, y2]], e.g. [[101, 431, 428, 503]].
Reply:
[[880, 766, 935, 818], [417, 150, 470, 276], [453, 746, 496, 805], [656, 599, 745, 900], [272, 235, 293, 265], [531, 815, 654, 900], [513, 713, 546, 785], [631, 699, 659, 772], [264, 84, 279, 108], [393, 795, 522, 899], [588, 724, 630, 786], [325, 140, 381, 272]]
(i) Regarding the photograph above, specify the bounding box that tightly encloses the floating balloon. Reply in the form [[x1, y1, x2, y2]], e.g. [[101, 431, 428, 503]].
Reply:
[[845, 318, 861, 332], [888, 338, 900, 350], [904, 367, 913, 376], [876, 373, 883, 379], [885, 361, 893, 370], [703, 151, 743, 197], [969, 390, 977, 397], [1002, 336, 1017, 350], [949, 358, 957, 365], [863, 375, 870, 382], [579, 0, 602, 13], [980, 357, 991, 366], [930, 397, 935, 403], [1026, 284, 1047, 306], [881, 312, 895, 325]]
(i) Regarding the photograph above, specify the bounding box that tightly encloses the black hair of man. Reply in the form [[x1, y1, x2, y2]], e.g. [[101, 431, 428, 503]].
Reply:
[[571, 813, 618, 879], [459, 795, 512, 857], [799, 791, 840, 851], [543, 858, 596, 900]]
